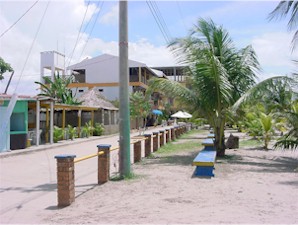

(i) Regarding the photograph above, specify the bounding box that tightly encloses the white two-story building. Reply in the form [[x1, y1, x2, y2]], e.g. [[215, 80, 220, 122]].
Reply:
[[67, 54, 167, 102]]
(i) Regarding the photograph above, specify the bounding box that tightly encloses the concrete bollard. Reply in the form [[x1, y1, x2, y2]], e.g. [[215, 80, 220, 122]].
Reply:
[[153, 132, 159, 152], [144, 134, 152, 157], [55, 154, 76, 207], [97, 144, 111, 184], [133, 140, 142, 163]]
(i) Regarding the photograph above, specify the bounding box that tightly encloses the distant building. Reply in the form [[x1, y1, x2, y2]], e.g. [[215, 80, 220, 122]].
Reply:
[[67, 54, 167, 101], [151, 66, 189, 83]]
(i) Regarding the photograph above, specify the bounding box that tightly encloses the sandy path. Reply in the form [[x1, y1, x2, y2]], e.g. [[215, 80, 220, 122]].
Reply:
[[42, 134, 298, 224]]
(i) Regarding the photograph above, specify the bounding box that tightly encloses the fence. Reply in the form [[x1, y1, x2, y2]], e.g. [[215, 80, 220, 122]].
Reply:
[[54, 124, 188, 207]]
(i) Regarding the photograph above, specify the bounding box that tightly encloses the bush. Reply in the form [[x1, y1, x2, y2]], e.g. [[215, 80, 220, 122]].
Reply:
[[53, 126, 63, 143], [93, 123, 104, 136], [67, 124, 77, 140]]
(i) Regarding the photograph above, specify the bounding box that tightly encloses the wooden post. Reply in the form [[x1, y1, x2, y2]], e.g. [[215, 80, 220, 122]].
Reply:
[[166, 129, 170, 143], [171, 127, 176, 141], [144, 134, 152, 157], [55, 154, 76, 207], [133, 140, 142, 163], [153, 132, 159, 152], [160, 130, 165, 147]]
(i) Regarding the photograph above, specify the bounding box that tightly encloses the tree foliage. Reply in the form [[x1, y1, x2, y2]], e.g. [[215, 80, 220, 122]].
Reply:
[[149, 18, 260, 156], [0, 57, 13, 80], [130, 91, 151, 134], [35, 74, 82, 105], [268, 1, 298, 52]]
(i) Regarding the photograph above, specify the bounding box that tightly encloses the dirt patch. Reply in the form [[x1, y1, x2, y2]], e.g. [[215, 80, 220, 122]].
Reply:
[[42, 139, 298, 224]]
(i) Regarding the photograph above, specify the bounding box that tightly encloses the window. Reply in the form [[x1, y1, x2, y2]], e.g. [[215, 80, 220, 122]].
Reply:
[[98, 89, 103, 92], [79, 90, 84, 93]]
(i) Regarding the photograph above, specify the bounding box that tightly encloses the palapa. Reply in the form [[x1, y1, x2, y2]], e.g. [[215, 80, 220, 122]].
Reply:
[[78, 88, 118, 110]]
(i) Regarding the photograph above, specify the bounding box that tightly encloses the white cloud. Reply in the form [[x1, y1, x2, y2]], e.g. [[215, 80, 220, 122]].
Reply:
[[99, 4, 118, 26], [251, 31, 297, 80]]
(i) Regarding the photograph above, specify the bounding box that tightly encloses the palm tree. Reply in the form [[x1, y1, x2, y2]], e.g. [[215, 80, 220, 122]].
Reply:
[[130, 91, 151, 134], [233, 76, 298, 150], [268, 1, 298, 52], [35, 74, 82, 105], [274, 101, 298, 150], [149, 18, 260, 156]]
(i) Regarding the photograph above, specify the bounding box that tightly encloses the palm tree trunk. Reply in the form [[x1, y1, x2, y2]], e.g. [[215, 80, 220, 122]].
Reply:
[[215, 117, 226, 157]]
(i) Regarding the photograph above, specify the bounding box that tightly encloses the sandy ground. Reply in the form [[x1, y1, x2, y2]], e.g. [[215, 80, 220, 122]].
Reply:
[[42, 133, 298, 224]]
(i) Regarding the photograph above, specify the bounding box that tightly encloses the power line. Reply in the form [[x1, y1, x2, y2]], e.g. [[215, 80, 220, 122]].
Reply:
[[0, 1, 39, 38], [79, 1, 105, 59], [152, 1, 172, 41], [175, 1, 188, 32], [146, 1, 172, 45], [14, 1, 50, 92], [67, 0, 91, 67]]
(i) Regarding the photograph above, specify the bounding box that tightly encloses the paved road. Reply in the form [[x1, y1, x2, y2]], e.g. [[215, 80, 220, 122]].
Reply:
[[0, 125, 174, 224]]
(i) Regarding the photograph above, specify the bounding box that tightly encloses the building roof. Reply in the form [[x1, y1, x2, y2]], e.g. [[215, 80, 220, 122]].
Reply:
[[0, 94, 36, 101], [78, 87, 118, 110], [67, 53, 167, 79]]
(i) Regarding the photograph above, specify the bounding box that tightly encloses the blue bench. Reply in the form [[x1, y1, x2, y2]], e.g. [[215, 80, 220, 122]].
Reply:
[[192, 150, 216, 177], [207, 133, 215, 138], [192, 136, 216, 177], [202, 138, 215, 151]]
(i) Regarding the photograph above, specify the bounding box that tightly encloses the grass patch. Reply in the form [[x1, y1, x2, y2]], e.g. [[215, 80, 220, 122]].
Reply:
[[240, 139, 263, 148], [156, 140, 201, 154], [110, 172, 143, 182]]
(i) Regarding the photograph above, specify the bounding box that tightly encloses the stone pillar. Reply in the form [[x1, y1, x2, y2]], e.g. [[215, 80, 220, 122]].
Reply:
[[153, 132, 159, 152], [97, 144, 111, 184], [144, 134, 152, 157], [133, 140, 142, 163], [160, 130, 165, 147], [55, 154, 76, 207]]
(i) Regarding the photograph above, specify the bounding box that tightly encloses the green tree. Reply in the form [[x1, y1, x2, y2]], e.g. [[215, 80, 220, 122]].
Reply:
[[130, 91, 151, 135], [0, 57, 13, 80], [35, 74, 81, 105], [268, 1, 298, 52], [233, 76, 297, 150], [274, 101, 298, 150], [149, 18, 260, 156]]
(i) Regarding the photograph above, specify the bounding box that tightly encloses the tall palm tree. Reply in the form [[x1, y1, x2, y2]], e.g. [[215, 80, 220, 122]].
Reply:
[[149, 18, 260, 156], [268, 1, 298, 52]]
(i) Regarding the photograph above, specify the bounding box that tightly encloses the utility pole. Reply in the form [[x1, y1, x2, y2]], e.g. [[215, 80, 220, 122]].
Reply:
[[119, 0, 131, 177]]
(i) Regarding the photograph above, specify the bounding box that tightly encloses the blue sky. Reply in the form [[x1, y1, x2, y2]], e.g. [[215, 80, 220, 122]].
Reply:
[[0, 1, 297, 95]]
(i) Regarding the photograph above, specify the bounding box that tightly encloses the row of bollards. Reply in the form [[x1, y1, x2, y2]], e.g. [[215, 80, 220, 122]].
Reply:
[[54, 125, 188, 207]]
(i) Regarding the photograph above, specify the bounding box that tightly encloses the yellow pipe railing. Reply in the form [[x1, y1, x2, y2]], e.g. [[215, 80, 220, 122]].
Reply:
[[74, 151, 104, 163]]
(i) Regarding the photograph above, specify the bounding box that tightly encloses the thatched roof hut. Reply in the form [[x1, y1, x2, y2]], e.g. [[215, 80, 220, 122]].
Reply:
[[78, 88, 118, 110]]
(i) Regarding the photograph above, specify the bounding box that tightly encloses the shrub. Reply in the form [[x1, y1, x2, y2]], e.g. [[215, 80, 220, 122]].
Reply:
[[93, 123, 104, 136]]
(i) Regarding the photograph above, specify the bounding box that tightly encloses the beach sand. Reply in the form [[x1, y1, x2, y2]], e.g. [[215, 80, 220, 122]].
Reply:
[[42, 133, 298, 224]]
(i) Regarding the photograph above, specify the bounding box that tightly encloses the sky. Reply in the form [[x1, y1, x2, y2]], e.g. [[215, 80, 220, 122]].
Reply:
[[0, 0, 297, 95]]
